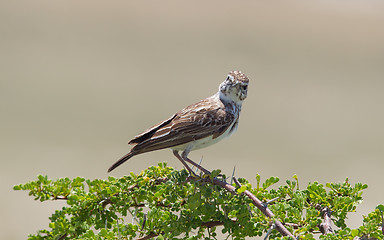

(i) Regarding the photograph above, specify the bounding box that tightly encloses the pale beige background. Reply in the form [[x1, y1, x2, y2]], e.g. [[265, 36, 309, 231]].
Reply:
[[1, 1, 384, 239]]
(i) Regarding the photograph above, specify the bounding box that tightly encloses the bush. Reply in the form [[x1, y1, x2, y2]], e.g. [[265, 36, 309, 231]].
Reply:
[[14, 162, 384, 239]]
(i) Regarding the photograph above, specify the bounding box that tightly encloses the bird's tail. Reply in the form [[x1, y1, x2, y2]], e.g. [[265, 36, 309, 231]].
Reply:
[[108, 151, 136, 172]]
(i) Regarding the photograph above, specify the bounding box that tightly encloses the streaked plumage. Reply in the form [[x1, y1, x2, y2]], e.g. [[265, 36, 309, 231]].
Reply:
[[108, 71, 249, 172]]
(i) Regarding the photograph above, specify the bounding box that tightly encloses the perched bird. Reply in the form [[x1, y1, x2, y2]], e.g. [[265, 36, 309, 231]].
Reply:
[[108, 71, 249, 173]]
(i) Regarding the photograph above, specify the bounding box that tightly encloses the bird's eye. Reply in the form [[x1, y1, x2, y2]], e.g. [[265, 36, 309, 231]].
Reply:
[[241, 85, 248, 91]]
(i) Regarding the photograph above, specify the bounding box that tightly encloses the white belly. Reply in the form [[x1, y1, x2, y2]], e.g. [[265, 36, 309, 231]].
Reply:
[[171, 121, 238, 152]]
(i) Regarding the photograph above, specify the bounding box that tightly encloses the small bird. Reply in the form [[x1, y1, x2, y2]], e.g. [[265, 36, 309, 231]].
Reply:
[[108, 71, 249, 173]]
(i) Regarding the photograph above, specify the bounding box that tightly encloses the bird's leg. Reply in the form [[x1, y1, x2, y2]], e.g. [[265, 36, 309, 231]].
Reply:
[[181, 151, 211, 175], [172, 150, 196, 175]]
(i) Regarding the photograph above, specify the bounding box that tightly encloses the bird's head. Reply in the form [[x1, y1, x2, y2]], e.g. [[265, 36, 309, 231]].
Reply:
[[219, 71, 249, 105]]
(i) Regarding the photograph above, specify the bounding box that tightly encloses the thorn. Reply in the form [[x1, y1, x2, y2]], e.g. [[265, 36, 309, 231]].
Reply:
[[230, 165, 236, 185], [266, 197, 280, 204], [264, 223, 276, 240], [128, 208, 140, 225], [195, 156, 203, 174], [116, 219, 121, 238], [246, 204, 253, 217], [141, 213, 147, 231], [105, 211, 107, 229], [263, 197, 280, 208]]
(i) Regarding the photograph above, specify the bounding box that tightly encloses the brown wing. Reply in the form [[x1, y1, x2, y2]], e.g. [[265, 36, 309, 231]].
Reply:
[[128, 114, 177, 145], [129, 96, 235, 154]]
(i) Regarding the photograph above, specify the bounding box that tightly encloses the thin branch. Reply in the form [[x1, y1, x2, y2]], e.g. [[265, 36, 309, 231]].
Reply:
[[283, 222, 301, 229], [58, 233, 68, 240], [202, 220, 235, 228], [137, 232, 159, 240], [131, 202, 173, 208], [53, 196, 68, 200]]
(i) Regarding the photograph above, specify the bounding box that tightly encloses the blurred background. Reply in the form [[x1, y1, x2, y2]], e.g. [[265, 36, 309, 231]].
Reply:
[[1, 0, 384, 239]]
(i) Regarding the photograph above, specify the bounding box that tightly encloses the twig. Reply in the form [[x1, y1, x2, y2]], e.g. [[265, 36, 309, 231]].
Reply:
[[202, 220, 236, 228], [58, 233, 68, 240], [137, 232, 159, 240], [53, 196, 68, 200], [233, 177, 241, 188], [283, 222, 301, 229]]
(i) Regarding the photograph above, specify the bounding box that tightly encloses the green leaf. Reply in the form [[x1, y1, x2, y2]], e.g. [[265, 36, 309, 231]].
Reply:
[[237, 185, 247, 194], [293, 174, 299, 190], [99, 228, 108, 237], [351, 228, 359, 237], [211, 169, 221, 178], [376, 204, 384, 212], [256, 174, 261, 190], [263, 176, 279, 189], [154, 191, 163, 198]]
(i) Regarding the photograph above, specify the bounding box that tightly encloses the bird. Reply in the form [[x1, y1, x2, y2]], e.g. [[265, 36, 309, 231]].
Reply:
[[108, 71, 249, 173]]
